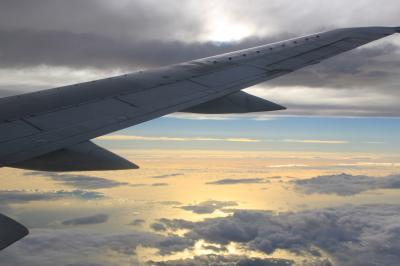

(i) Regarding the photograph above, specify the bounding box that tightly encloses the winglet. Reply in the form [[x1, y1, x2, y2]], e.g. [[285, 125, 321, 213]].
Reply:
[[0, 214, 28, 251]]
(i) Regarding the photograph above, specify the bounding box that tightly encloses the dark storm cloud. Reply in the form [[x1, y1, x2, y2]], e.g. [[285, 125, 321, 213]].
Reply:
[[157, 204, 400, 266], [62, 214, 109, 226], [148, 255, 295, 266], [206, 178, 269, 185], [179, 200, 238, 214], [24, 171, 128, 190], [0, 189, 104, 205], [293, 173, 400, 195]]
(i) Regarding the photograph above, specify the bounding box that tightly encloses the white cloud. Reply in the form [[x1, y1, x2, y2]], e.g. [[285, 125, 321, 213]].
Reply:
[[293, 173, 400, 195], [282, 139, 349, 144], [157, 204, 400, 266]]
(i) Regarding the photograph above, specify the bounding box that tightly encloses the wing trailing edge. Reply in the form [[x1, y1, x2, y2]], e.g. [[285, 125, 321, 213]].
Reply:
[[9, 141, 138, 172], [181, 91, 285, 114], [0, 213, 28, 251]]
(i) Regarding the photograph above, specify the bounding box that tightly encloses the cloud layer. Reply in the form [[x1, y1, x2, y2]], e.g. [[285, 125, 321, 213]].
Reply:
[[156, 204, 400, 265], [62, 214, 109, 226], [0, 189, 104, 206], [25, 172, 128, 190], [293, 173, 400, 195]]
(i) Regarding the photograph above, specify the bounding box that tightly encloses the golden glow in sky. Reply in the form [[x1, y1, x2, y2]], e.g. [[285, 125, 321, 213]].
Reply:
[[2, 149, 400, 264]]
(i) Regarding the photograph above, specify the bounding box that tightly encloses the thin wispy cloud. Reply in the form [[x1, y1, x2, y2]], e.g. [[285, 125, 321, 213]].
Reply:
[[206, 178, 269, 185], [97, 135, 260, 143], [0, 189, 105, 206], [150, 173, 183, 179], [62, 214, 109, 226], [24, 172, 128, 190], [267, 164, 309, 168], [282, 139, 349, 144]]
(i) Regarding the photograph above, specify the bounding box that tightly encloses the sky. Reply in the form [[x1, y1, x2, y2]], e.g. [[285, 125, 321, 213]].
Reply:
[[1, 0, 400, 265]]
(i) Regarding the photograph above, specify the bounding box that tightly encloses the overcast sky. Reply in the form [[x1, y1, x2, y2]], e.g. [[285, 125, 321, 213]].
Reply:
[[1, 0, 400, 117]]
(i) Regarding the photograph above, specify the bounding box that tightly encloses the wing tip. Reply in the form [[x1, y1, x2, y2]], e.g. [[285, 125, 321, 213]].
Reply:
[[270, 103, 286, 111], [277, 105, 287, 111]]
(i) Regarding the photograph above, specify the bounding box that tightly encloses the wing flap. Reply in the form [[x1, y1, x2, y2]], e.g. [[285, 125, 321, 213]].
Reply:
[[190, 65, 266, 88], [0, 120, 40, 143], [117, 80, 210, 111], [182, 91, 285, 114], [25, 99, 138, 131], [9, 141, 138, 172]]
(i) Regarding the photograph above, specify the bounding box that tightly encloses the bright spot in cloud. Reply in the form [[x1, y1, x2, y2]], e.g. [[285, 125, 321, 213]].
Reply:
[[205, 22, 254, 43], [200, 4, 255, 43]]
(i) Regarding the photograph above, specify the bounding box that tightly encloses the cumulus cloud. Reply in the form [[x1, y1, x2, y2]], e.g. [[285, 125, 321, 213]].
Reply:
[[24, 172, 128, 190], [151, 223, 167, 232], [293, 173, 400, 195], [62, 214, 109, 226], [128, 219, 145, 226], [179, 200, 238, 214], [206, 178, 269, 185], [157, 204, 400, 266], [3, 203, 400, 265]]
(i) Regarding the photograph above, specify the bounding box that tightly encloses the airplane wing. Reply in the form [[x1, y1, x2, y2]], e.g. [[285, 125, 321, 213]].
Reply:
[[0, 26, 398, 172]]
